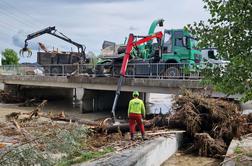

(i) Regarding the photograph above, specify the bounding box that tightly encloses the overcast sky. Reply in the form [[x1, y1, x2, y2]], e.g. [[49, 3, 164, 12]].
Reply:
[[0, 0, 209, 62]]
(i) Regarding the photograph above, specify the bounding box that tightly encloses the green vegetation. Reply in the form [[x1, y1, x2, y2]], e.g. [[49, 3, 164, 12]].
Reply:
[[1, 48, 19, 65], [233, 145, 252, 165], [57, 147, 114, 166], [0, 124, 92, 166], [234, 146, 243, 154], [188, 0, 252, 102]]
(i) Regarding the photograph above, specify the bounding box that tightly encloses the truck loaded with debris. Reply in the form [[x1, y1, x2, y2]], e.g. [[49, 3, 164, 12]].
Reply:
[[19, 26, 94, 76]]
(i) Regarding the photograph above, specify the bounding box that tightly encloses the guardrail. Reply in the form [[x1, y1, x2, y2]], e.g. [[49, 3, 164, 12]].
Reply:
[[0, 63, 216, 79]]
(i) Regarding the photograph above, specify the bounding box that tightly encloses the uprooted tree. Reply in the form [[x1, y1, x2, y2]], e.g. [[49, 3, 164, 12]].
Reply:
[[170, 91, 246, 158], [188, 0, 252, 102]]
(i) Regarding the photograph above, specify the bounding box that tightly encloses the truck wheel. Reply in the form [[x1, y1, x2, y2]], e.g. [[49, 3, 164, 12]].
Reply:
[[164, 66, 181, 78]]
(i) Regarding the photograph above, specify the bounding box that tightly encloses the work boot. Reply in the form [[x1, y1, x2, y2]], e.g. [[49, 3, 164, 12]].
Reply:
[[131, 133, 135, 141], [142, 134, 148, 141]]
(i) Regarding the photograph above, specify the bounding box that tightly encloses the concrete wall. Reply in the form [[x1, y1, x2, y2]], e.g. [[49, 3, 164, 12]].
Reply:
[[0, 83, 3, 90], [85, 132, 184, 166]]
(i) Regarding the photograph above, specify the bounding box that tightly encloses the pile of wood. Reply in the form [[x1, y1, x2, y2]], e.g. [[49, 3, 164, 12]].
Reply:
[[169, 90, 246, 158], [3, 90, 250, 160]]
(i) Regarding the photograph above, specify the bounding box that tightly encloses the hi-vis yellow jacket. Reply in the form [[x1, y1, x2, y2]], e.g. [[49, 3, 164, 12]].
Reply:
[[128, 98, 145, 116]]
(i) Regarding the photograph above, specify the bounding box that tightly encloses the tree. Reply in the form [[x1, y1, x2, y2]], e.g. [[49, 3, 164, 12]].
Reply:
[[188, 0, 252, 102], [1, 48, 19, 65]]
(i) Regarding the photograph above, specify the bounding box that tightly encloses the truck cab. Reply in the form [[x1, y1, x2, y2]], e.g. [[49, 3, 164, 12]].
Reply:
[[161, 29, 201, 64], [201, 48, 229, 64]]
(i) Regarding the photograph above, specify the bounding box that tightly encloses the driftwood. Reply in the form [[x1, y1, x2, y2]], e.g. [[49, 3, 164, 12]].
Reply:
[[12, 119, 20, 130], [194, 133, 226, 158], [29, 100, 47, 119], [168, 90, 246, 158], [5, 112, 21, 121], [96, 116, 184, 134], [146, 130, 185, 136], [48, 114, 185, 133], [50, 116, 100, 126], [19, 98, 36, 107]]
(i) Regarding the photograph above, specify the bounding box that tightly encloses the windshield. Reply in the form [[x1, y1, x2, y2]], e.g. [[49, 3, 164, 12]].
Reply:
[[190, 37, 199, 50]]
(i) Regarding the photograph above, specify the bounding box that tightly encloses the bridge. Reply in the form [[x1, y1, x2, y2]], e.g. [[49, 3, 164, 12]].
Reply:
[[0, 63, 207, 114], [0, 63, 204, 93], [0, 75, 203, 94]]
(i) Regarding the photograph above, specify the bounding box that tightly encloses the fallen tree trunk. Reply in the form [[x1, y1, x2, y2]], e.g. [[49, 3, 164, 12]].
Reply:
[[97, 117, 185, 134], [50, 117, 100, 126], [47, 115, 185, 133]]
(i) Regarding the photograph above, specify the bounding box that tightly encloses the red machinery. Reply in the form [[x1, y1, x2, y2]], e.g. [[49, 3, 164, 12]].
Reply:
[[111, 31, 163, 122]]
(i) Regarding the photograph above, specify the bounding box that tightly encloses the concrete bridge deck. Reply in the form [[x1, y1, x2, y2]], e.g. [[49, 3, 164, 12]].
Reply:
[[0, 75, 203, 94]]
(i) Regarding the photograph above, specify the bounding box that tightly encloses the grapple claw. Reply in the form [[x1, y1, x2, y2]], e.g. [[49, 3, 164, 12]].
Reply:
[[19, 47, 32, 57]]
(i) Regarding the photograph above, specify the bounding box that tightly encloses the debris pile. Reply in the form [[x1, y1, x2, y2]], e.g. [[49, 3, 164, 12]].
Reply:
[[0, 120, 90, 165], [1, 91, 251, 164], [0, 100, 174, 165], [169, 90, 248, 158]]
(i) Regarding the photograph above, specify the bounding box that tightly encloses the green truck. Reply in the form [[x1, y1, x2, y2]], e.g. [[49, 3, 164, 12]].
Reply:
[[99, 19, 202, 77]]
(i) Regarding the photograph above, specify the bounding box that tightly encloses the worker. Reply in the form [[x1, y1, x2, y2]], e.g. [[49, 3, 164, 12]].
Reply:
[[128, 91, 147, 141]]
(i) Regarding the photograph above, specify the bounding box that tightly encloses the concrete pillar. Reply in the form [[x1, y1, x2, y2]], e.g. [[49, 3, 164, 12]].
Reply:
[[81, 89, 132, 117], [145, 93, 151, 103], [82, 89, 95, 113], [139, 92, 147, 104]]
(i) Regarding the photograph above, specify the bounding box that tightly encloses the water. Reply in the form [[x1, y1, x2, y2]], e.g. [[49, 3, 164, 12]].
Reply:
[[162, 152, 221, 166], [241, 100, 252, 114], [146, 93, 173, 114]]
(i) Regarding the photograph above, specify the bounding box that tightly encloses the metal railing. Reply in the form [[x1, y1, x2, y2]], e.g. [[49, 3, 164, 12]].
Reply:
[[0, 62, 222, 79]]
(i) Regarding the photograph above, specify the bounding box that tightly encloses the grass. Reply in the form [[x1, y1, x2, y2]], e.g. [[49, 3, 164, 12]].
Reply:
[[56, 147, 115, 166], [234, 146, 243, 154], [233, 145, 252, 165]]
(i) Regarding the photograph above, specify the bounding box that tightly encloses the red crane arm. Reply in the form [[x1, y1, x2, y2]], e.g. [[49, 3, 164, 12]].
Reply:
[[111, 31, 163, 122], [120, 31, 163, 76]]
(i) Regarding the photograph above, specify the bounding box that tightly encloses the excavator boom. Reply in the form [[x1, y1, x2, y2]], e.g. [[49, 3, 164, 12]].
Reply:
[[111, 31, 163, 122]]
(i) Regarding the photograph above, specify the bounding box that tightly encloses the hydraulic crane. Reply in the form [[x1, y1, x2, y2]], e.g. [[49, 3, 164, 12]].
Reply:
[[111, 31, 163, 123], [19, 26, 86, 62]]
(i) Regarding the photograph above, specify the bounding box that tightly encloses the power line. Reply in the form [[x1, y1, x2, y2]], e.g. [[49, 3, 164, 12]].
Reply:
[[0, 2, 39, 29], [0, 9, 37, 29], [0, 19, 22, 32], [0, 0, 42, 28]]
